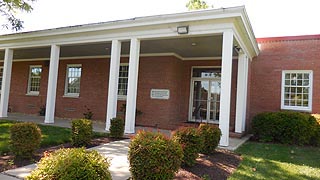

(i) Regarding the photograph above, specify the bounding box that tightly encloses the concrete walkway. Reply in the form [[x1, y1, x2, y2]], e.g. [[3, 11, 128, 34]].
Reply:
[[1, 139, 131, 180]]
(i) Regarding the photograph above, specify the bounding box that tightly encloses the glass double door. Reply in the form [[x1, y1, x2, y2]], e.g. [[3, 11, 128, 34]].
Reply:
[[190, 79, 220, 123]]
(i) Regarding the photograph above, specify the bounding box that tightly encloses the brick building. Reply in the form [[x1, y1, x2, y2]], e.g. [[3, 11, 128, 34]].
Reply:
[[0, 6, 316, 147]]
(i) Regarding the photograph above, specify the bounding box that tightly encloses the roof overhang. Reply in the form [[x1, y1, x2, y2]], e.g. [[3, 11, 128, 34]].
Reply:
[[0, 6, 259, 59]]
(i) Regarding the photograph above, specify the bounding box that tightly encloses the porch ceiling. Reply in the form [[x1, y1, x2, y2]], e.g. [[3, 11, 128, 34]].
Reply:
[[0, 35, 238, 61]]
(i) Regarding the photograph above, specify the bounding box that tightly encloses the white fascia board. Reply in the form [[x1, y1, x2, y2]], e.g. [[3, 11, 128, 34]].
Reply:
[[0, 19, 233, 49], [240, 8, 260, 58], [0, 7, 247, 44]]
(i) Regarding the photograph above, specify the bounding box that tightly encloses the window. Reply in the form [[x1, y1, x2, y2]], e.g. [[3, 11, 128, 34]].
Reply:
[[65, 64, 82, 97], [0, 67, 3, 93], [27, 66, 42, 95], [118, 64, 129, 99], [281, 70, 312, 111]]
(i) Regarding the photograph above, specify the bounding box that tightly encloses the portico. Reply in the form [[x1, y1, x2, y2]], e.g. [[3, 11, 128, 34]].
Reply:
[[0, 6, 258, 146]]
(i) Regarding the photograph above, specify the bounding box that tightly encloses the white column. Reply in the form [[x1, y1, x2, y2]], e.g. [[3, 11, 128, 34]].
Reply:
[[45, 45, 60, 123], [106, 40, 121, 131], [0, 48, 13, 117], [125, 38, 140, 134], [219, 30, 234, 147], [235, 53, 249, 133]]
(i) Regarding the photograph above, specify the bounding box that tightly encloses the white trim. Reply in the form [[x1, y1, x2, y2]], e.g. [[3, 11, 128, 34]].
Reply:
[[64, 64, 82, 97], [27, 65, 42, 96], [45, 45, 60, 123], [0, 48, 13, 117], [219, 29, 234, 147], [0, 66, 3, 94], [125, 38, 140, 134], [235, 53, 248, 133], [0, 53, 235, 62], [281, 70, 313, 112], [106, 40, 122, 131]]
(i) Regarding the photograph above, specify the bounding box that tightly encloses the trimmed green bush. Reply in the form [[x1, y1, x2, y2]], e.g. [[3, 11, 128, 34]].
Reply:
[[10, 122, 42, 158], [27, 148, 111, 180], [71, 119, 92, 147], [252, 111, 319, 145], [110, 117, 124, 138], [172, 127, 202, 166], [310, 115, 320, 146], [128, 131, 183, 180], [198, 124, 221, 154]]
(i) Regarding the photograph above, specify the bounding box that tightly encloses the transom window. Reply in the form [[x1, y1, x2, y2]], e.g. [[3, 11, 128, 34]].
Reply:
[[27, 66, 42, 95], [65, 64, 82, 96], [118, 64, 129, 99], [281, 70, 312, 111]]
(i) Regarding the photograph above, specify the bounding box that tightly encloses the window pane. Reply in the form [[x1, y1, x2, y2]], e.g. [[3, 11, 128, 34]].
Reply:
[[285, 80, 290, 85], [297, 73, 302, 79], [285, 74, 290, 79]]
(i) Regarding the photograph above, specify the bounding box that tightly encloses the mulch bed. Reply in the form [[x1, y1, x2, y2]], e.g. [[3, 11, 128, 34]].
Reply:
[[1, 139, 242, 180], [0, 137, 113, 172], [175, 149, 242, 180]]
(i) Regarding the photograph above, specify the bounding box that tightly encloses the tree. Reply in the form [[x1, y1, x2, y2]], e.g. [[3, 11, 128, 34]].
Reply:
[[186, 0, 210, 10], [0, 0, 36, 31]]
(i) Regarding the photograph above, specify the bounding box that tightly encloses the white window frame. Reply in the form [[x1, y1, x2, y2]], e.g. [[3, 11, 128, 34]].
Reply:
[[0, 66, 3, 94], [117, 63, 129, 100], [281, 70, 313, 112], [64, 64, 82, 97], [27, 65, 42, 96]]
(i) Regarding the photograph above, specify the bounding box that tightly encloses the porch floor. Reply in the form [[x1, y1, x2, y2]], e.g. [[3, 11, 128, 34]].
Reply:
[[1, 113, 250, 150]]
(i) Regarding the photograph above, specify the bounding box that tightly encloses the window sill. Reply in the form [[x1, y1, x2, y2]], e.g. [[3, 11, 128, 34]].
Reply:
[[26, 92, 39, 96], [281, 106, 312, 112], [63, 94, 79, 98], [117, 95, 127, 101]]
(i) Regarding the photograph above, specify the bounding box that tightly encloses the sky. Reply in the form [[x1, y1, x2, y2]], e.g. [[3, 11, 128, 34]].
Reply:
[[1, 0, 320, 37]]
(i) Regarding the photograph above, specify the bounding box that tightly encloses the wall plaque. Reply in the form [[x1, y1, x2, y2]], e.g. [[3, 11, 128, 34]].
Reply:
[[150, 89, 170, 99]]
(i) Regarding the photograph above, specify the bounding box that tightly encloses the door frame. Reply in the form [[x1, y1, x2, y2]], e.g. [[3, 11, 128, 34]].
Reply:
[[188, 66, 221, 123]]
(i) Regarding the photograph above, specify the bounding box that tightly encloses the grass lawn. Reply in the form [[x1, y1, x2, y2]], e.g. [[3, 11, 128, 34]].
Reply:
[[0, 119, 108, 155], [229, 142, 320, 180]]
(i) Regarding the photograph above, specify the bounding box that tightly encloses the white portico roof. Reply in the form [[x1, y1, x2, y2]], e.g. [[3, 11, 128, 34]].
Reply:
[[0, 6, 259, 60]]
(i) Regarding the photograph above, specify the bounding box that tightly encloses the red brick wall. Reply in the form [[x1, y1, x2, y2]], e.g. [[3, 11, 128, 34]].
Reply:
[[9, 61, 49, 114], [55, 59, 109, 120], [7, 56, 239, 131], [249, 38, 320, 124]]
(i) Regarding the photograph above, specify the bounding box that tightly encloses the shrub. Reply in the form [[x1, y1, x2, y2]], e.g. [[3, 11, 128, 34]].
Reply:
[[172, 127, 202, 166], [71, 119, 92, 147], [310, 115, 320, 146], [252, 111, 318, 145], [110, 117, 124, 138], [27, 148, 111, 180], [83, 106, 93, 119], [128, 131, 183, 180], [198, 124, 221, 154], [10, 122, 42, 158]]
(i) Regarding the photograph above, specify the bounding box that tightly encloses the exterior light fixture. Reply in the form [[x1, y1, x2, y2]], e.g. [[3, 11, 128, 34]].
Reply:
[[234, 45, 241, 53], [177, 26, 189, 34]]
